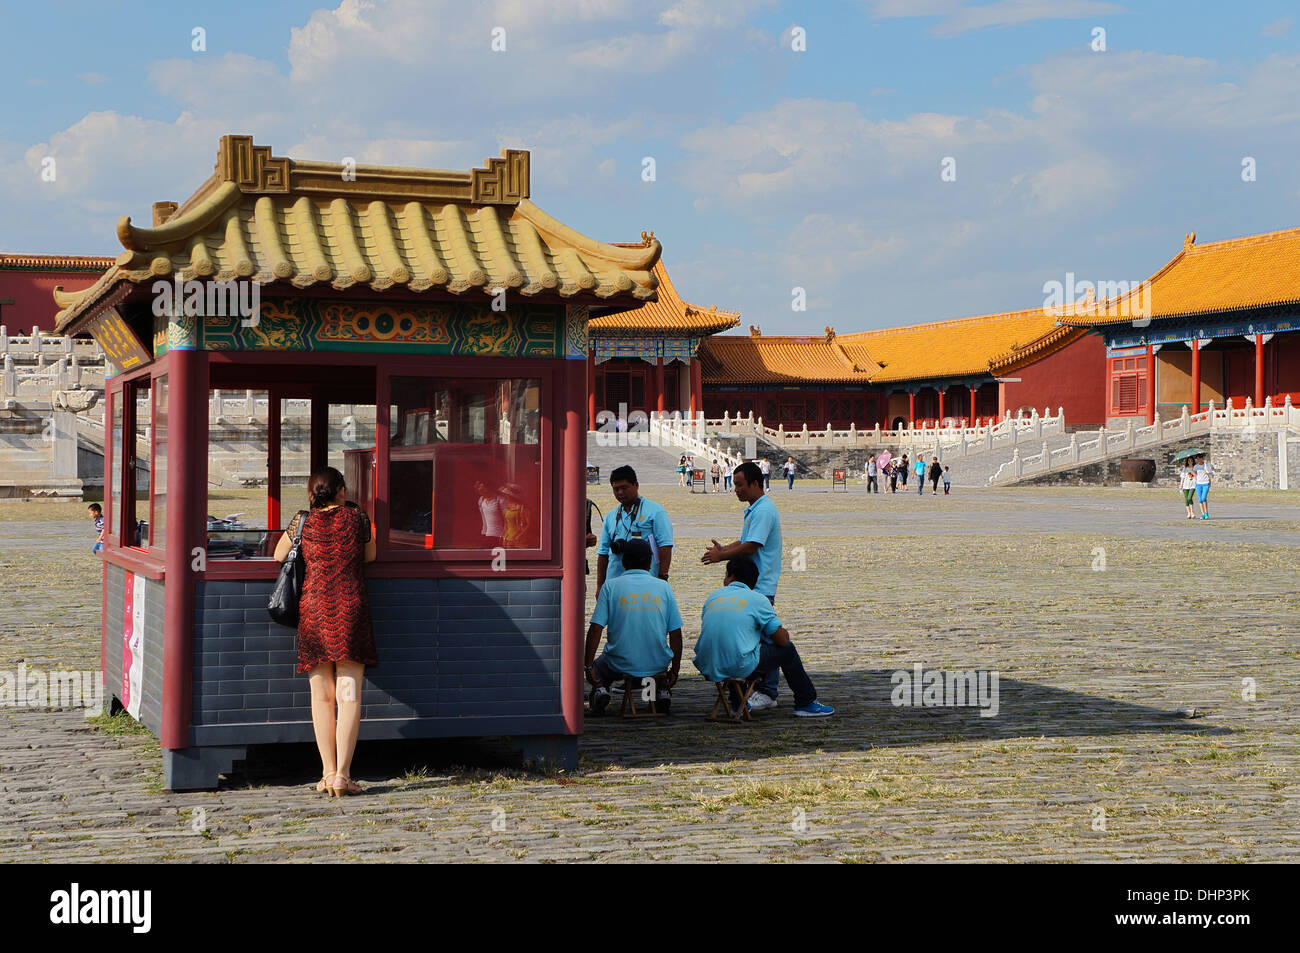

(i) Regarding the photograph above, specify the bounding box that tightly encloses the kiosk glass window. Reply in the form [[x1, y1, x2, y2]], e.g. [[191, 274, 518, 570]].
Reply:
[[152, 376, 168, 550], [388, 375, 542, 552], [205, 389, 273, 559], [278, 397, 311, 530], [109, 392, 123, 538], [127, 379, 151, 549]]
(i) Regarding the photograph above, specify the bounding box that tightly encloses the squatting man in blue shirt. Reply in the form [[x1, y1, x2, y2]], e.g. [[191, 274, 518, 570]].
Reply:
[[585, 538, 684, 716], [701, 460, 786, 710], [694, 556, 833, 717]]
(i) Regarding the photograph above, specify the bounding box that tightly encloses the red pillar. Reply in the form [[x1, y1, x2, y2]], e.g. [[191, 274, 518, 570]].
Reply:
[[654, 356, 665, 415], [969, 384, 979, 424], [690, 357, 702, 417], [1190, 339, 1201, 414], [937, 387, 946, 422], [161, 348, 206, 752], [560, 356, 586, 736], [1255, 334, 1265, 406], [586, 351, 596, 431], [1145, 344, 1156, 425], [908, 390, 916, 424]]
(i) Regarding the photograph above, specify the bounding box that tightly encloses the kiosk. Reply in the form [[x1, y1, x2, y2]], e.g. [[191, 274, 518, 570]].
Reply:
[[55, 136, 660, 789]]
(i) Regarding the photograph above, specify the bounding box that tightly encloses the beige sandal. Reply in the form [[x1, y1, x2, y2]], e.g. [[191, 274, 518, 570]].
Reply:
[[328, 774, 361, 797]]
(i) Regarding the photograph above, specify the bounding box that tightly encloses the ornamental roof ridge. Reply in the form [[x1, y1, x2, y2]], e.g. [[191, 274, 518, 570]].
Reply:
[[589, 257, 739, 334], [838, 305, 1055, 341], [0, 253, 116, 271], [1179, 224, 1300, 254]]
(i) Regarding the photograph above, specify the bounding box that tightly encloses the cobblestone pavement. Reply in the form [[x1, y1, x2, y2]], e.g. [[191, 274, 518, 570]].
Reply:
[[1, 487, 1296, 863]]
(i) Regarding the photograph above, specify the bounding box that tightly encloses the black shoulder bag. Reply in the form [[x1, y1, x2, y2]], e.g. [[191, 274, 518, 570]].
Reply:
[[268, 509, 309, 627]]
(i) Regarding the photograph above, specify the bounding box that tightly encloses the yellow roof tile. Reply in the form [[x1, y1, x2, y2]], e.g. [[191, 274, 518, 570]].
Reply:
[[701, 329, 880, 383], [54, 135, 660, 333], [589, 258, 740, 334], [839, 308, 1062, 383], [1062, 227, 1300, 327], [0, 253, 114, 272]]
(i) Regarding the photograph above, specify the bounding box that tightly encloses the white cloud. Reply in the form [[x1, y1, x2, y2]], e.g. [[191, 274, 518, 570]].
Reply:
[[865, 0, 1126, 37], [1261, 16, 1292, 37]]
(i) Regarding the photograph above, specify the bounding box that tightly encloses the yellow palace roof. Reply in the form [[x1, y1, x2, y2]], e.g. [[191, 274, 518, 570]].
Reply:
[[54, 135, 660, 333], [701, 311, 1081, 386], [1061, 227, 1300, 327], [839, 308, 1066, 383], [700, 327, 880, 384], [589, 258, 740, 335]]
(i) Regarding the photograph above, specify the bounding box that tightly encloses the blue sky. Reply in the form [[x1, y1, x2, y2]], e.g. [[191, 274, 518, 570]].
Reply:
[[2, 0, 1298, 333]]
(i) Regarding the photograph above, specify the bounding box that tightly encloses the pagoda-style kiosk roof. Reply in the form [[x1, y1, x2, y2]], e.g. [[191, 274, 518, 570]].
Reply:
[[76, 135, 658, 789]]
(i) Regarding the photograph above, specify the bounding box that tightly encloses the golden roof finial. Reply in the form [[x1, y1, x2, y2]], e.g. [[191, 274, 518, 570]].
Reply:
[[640, 230, 656, 247], [749, 324, 762, 337], [1185, 231, 1196, 249], [824, 325, 835, 342]]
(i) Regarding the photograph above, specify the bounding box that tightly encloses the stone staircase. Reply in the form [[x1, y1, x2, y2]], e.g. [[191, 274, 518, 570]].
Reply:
[[585, 433, 687, 487], [934, 431, 1080, 488]]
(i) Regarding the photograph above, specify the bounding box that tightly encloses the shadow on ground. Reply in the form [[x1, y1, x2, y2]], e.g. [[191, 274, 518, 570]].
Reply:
[[219, 670, 1228, 789]]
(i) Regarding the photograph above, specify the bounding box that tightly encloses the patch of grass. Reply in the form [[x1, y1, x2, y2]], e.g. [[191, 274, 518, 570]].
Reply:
[[86, 712, 150, 736], [694, 777, 861, 808]]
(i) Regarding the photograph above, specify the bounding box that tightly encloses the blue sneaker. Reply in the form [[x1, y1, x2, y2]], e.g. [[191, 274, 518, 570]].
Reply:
[[794, 700, 834, 717]]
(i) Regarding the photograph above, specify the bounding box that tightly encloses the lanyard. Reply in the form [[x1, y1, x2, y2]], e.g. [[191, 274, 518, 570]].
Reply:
[[615, 499, 643, 539]]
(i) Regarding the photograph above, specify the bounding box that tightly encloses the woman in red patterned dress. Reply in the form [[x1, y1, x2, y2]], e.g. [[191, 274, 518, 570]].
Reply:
[[274, 466, 377, 797]]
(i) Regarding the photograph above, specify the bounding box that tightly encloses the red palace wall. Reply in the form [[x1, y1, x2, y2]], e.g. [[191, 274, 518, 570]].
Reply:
[[0, 268, 105, 334], [1000, 333, 1107, 428]]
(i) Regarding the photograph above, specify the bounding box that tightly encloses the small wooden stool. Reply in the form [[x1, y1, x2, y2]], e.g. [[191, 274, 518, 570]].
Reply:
[[708, 678, 756, 722], [619, 676, 664, 718]]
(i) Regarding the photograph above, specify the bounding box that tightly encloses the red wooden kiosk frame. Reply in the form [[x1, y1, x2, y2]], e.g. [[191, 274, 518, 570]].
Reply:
[[63, 137, 660, 789]]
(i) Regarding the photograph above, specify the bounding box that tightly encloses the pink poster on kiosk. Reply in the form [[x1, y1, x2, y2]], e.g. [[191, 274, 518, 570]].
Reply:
[[121, 571, 144, 719]]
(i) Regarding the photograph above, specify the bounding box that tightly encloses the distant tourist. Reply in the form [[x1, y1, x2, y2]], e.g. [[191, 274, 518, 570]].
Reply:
[[943, 466, 952, 495], [866, 454, 879, 493], [888, 458, 899, 493], [1180, 461, 1197, 519], [759, 457, 771, 490], [710, 458, 722, 492], [914, 454, 926, 495], [783, 456, 797, 489], [929, 457, 943, 495], [677, 454, 688, 487], [88, 503, 104, 554], [1195, 454, 1212, 519], [900, 453, 910, 487], [500, 484, 534, 547], [723, 465, 733, 492], [474, 480, 505, 548]]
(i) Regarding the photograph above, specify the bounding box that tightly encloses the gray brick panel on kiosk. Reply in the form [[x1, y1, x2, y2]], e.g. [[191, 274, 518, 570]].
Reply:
[[190, 576, 563, 745], [103, 563, 166, 736]]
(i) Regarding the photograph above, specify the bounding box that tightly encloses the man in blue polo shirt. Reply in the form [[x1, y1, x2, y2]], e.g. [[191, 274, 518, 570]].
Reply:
[[694, 557, 832, 717], [585, 539, 683, 716], [701, 460, 785, 709], [596, 465, 674, 595]]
